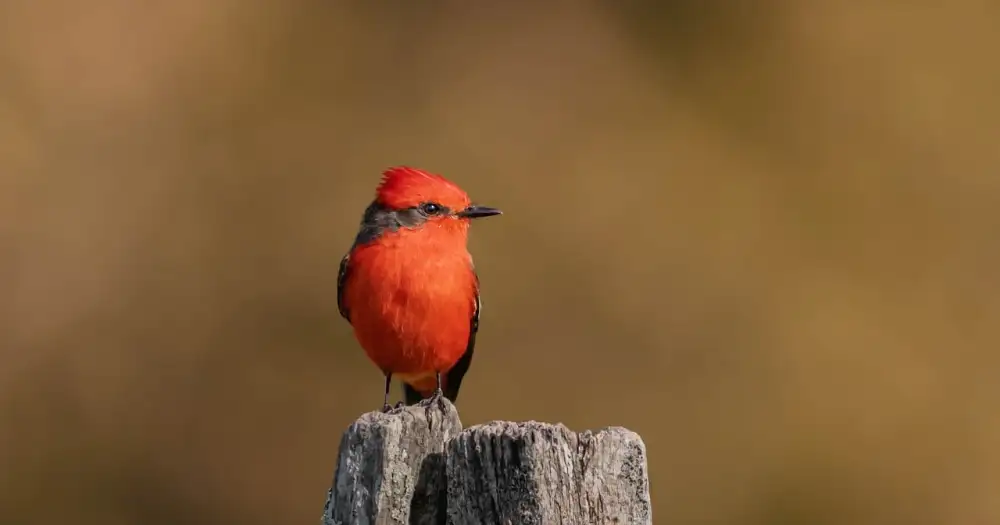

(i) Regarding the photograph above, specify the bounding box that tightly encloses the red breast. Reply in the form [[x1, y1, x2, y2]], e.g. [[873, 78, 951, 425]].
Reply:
[[344, 227, 478, 380]]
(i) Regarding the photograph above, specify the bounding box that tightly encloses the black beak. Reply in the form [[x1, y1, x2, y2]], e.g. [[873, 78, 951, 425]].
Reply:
[[457, 205, 503, 219]]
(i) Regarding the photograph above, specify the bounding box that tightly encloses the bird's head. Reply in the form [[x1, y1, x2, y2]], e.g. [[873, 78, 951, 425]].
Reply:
[[353, 166, 502, 246]]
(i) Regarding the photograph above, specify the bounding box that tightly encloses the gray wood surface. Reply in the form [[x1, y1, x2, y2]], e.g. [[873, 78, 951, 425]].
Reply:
[[447, 420, 652, 524], [322, 398, 463, 525], [322, 398, 651, 525]]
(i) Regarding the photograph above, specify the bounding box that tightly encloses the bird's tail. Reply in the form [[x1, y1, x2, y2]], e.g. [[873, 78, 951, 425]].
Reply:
[[401, 374, 462, 405], [402, 383, 426, 405]]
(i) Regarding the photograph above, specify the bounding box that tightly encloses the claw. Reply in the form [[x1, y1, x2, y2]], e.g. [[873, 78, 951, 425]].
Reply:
[[418, 389, 448, 411]]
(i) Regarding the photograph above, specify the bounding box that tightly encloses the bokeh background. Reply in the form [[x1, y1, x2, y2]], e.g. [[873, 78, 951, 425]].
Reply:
[[2, 1, 999, 524]]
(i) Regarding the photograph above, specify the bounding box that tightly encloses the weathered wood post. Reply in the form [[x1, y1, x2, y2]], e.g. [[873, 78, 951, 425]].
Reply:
[[321, 398, 652, 525]]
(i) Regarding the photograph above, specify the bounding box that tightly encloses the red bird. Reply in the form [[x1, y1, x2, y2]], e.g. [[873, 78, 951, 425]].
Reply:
[[337, 167, 502, 411]]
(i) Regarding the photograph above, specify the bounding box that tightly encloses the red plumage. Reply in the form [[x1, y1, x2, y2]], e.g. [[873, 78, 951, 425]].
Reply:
[[337, 166, 501, 410], [375, 166, 470, 210], [345, 238, 477, 395]]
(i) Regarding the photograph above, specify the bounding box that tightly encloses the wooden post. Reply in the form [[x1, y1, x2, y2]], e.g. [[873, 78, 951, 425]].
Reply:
[[322, 399, 652, 525], [322, 398, 463, 525]]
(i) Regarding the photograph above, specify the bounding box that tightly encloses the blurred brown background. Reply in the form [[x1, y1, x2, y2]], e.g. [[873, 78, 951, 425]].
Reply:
[[2, 1, 999, 524]]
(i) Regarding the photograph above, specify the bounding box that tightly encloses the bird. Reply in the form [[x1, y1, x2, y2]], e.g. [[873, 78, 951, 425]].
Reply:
[[337, 166, 502, 412]]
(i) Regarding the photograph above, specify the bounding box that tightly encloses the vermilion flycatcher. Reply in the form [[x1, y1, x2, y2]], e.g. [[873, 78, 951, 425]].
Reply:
[[337, 166, 502, 411]]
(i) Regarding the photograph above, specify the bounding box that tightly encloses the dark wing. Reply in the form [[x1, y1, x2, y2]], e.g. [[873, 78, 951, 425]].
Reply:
[[337, 252, 352, 322], [404, 270, 481, 405], [443, 275, 480, 402]]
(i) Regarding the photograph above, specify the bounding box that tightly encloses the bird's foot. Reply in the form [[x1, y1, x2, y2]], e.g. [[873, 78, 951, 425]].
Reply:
[[418, 388, 448, 411], [381, 401, 405, 413]]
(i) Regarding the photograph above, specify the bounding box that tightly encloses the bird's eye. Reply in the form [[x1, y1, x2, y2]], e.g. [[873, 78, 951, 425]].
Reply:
[[420, 202, 442, 215]]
